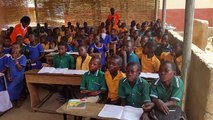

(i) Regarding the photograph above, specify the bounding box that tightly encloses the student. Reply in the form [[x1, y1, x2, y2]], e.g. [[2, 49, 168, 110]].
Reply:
[[135, 36, 149, 59], [154, 27, 164, 44], [145, 30, 154, 42], [110, 28, 120, 49], [53, 27, 62, 44], [76, 45, 92, 70], [3, 36, 12, 54], [141, 42, 160, 73], [121, 41, 140, 69], [90, 35, 108, 71], [100, 28, 112, 48], [0, 43, 8, 91], [155, 34, 172, 56], [46, 29, 53, 42], [118, 62, 153, 108], [26, 34, 45, 69], [172, 42, 183, 75], [142, 61, 184, 120], [6, 42, 27, 105], [60, 36, 73, 52], [80, 56, 106, 102], [109, 17, 119, 34], [40, 35, 50, 50], [105, 55, 126, 105], [132, 30, 141, 47], [53, 42, 75, 69], [119, 22, 128, 33]]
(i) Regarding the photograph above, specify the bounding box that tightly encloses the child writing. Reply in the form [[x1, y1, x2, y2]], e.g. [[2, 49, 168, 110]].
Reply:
[[141, 41, 160, 73], [6, 42, 27, 105], [80, 56, 106, 102], [26, 34, 45, 69], [105, 55, 126, 105], [118, 62, 153, 108], [76, 45, 92, 70], [90, 34, 108, 71], [141, 61, 184, 120]]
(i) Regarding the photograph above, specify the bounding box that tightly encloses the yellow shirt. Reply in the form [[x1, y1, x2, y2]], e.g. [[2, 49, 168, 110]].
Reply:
[[41, 43, 50, 50], [119, 27, 128, 33], [160, 52, 174, 62], [68, 37, 73, 45], [135, 47, 143, 59], [76, 54, 92, 70], [141, 53, 160, 73], [105, 70, 126, 101], [176, 56, 182, 72]]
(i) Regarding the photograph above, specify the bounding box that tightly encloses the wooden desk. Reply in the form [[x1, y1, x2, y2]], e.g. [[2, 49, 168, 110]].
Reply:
[[25, 69, 83, 112], [56, 102, 105, 120]]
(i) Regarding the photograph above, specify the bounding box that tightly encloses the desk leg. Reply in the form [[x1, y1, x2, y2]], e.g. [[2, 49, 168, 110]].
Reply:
[[27, 83, 40, 111], [63, 114, 67, 120]]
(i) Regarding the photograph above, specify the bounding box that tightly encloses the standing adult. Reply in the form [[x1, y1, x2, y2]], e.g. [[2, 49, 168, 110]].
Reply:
[[10, 16, 31, 45], [107, 8, 120, 25]]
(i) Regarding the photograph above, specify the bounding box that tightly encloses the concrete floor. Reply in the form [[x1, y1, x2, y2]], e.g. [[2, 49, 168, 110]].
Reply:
[[0, 88, 73, 120]]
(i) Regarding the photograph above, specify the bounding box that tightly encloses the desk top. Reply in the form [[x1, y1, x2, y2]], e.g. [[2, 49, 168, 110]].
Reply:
[[56, 102, 105, 119]]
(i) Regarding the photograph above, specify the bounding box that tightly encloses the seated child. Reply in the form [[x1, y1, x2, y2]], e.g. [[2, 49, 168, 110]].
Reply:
[[60, 36, 73, 52], [135, 36, 148, 59], [141, 61, 184, 120], [90, 34, 108, 71], [105, 55, 126, 105], [154, 27, 164, 44], [172, 42, 183, 75], [100, 28, 112, 48], [26, 34, 45, 69], [6, 42, 27, 105], [110, 28, 120, 48], [40, 35, 50, 50], [3, 36, 12, 54], [155, 34, 172, 56], [145, 29, 154, 42], [76, 45, 92, 70], [0, 43, 8, 91], [53, 42, 75, 69], [132, 30, 141, 47], [80, 56, 106, 102], [121, 41, 140, 69], [118, 62, 152, 108], [141, 42, 160, 73], [119, 22, 128, 33], [16, 35, 27, 55]]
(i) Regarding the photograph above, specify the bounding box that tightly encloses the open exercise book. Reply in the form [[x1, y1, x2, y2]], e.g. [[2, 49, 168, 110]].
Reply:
[[98, 104, 143, 120], [38, 67, 87, 75]]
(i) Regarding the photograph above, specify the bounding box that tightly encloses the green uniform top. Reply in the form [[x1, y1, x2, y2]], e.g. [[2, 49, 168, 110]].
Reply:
[[53, 53, 75, 69], [127, 51, 140, 64], [80, 70, 106, 91], [118, 77, 151, 108], [150, 76, 184, 107]]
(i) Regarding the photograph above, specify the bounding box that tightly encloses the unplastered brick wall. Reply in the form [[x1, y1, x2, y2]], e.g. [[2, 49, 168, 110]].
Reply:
[[36, 0, 155, 27], [0, 0, 36, 30], [168, 30, 213, 120]]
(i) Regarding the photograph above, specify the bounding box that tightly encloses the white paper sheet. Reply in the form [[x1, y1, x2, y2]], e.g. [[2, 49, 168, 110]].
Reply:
[[140, 72, 159, 79], [121, 106, 143, 120], [64, 70, 87, 75], [98, 104, 123, 119]]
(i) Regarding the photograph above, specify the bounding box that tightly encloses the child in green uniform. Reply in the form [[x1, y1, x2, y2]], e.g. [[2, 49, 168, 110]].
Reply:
[[80, 56, 106, 102]]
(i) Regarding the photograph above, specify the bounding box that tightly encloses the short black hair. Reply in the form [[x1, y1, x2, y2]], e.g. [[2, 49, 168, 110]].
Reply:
[[20, 16, 31, 23], [126, 62, 141, 71], [111, 55, 123, 67], [58, 41, 68, 48], [91, 55, 101, 65], [12, 42, 21, 47], [144, 41, 157, 52], [161, 61, 176, 71]]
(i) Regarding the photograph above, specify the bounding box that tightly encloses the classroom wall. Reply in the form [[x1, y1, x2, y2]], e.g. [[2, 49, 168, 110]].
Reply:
[[168, 30, 213, 120]]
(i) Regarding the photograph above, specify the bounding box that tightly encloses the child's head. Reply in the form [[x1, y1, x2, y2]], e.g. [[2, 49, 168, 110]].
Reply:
[[145, 30, 152, 38], [20, 16, 31, 28], [40, 35, 47, 43], [173, 41, 183, 57], [110, 8, 115, 15], [159, 61, 176, 83], [79, 28, 85, 36], [16, 35, 24, 44], [40, 27, 45, 33], [124, 41, 134, 53], [143, 42, 156, 55], [47, 29, 53, 36], [157, 27, 164, 38], [89, 56, 101, 72], [61, 25, 66, 31], [111, 28, 117, 36], [130, 20, 136, 28], [44, 22, 48, 28], [161, 34, 169, 47], [133, 30, 139, 39], [67, 22, 71, 28], [12, 42, 21, 53], [29, 34, 35, 43], [121, 22, 126, 28], [3, 37, 11, 47], [108, 55, 123, 73], [83, 22, 88, 27], [94, 34, 100, 44], [126, 62, 141, 83], [101, 28, 106, 33], [58, 42, 67, 55], [136, 23, 141, 30], [140, 36, 149, 48], [78, 45, 88, 57], [54, 27, 60, 35]]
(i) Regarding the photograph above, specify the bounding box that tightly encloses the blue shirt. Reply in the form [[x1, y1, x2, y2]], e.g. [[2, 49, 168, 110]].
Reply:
[[127, 51, 140, 64], [90, 43, 108, 66], [6, 55, 27, 78], [100, 34, 111, 45], [26, 43, 44, 69], [3, 47, 11, 54], [0, 55, 8, 72]]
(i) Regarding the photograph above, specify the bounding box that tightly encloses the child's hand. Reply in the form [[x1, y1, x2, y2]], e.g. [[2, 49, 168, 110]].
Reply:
[[0, 72, 4, 77], [155, 99, 169, 115], [142, 102, 154, 112], [42, 63, 50, 67]]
